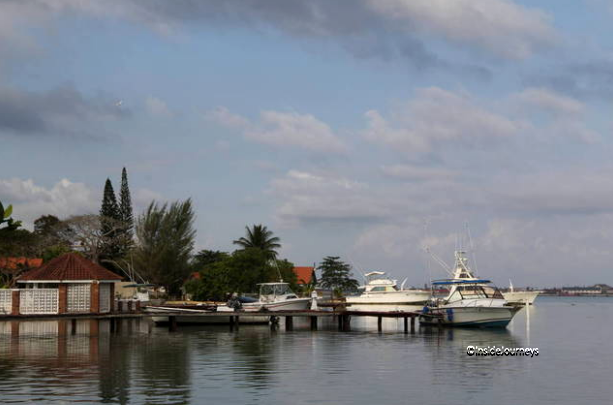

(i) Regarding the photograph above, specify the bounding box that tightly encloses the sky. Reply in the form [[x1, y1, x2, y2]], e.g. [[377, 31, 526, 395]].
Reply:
[[2, 0, 613, 287]]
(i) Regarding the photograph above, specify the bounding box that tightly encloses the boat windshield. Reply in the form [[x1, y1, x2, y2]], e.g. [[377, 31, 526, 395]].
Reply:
[[260, 284, 294, 296], [451, 285, 504, 300]]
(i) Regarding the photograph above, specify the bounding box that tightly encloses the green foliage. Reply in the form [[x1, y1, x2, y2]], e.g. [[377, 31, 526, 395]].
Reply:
[[318, 256, 359, 297], [233, 224, 281, 259], [100, 178, 122, 261], [191, 249, 229, 272], [134, 199, 196, 298], [118, 167, 134, 256], [0, 229, 40, 257], [185, 248, 296, 301], [0, 201, 21, 232], [42, 245, 72, 262]]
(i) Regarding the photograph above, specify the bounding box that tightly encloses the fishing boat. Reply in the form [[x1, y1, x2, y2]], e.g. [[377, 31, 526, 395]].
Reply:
[[419, 251, 521, 328], [241, 282, 312, 311], [503, 280, 541, 305], [345, 271, 430, 312], [147, 282, 310, 325]]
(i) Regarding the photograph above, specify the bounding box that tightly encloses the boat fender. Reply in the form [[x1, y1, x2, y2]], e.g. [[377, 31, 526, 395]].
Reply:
[[446, 308, 454, 322], [422, 306, 429, 314]]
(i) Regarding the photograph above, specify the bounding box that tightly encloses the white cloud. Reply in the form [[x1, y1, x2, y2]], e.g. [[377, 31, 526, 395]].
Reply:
[[513, 87, 584, 116], [206, 107, 348, 154], [205, 106, 249, 129], [364, 87, 520, 155], [0, 177, 162, 228], [366, 0, 556, 59], [145, 96, 172, 117], [381, 164, 457, 181], [0, 178, 97, 228]]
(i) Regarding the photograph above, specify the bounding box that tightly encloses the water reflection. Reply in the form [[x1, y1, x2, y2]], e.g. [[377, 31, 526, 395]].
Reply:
[[0, 319, 191, 404]]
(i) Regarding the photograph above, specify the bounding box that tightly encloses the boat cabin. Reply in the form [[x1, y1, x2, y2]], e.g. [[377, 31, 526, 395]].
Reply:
[[257, 282, 298, 302]]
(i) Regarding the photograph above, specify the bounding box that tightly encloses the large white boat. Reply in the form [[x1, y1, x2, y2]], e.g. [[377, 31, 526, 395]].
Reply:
[[419, 252, 521, 328], [502, 280, 541, 305], [345, 271, 430, 312]]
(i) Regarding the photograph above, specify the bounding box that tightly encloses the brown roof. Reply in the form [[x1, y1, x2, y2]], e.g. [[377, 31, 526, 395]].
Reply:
[[293, 266, 314, 285], [18, 253, 123, 282], [0, 257, 43, 271]]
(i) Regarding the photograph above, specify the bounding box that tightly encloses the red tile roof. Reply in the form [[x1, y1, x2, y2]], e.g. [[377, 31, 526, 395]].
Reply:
[[0, 257, 43, 271], [293, 266, 314, 285], [18, 253, 123, 282]]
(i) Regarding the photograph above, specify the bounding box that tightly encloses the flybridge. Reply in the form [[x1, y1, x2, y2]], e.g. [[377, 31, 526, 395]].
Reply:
[[431, 279, 492, 285]]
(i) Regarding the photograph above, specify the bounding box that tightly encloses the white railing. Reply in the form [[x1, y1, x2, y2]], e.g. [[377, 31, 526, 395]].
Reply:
[[19, 289, 59, 315], [0, 289, 12, 315]]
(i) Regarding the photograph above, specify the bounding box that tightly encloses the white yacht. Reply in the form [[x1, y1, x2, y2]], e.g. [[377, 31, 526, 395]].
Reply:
[[419, 251, 520, 328], [345, 271, 430, 312], [503, 280, 541, 305]]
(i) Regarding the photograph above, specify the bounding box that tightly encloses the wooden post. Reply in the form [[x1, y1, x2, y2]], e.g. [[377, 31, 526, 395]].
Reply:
[[110, 317, 116, 333], [270, 316, 277, 331], [169, 316, 177, 332], [410, 316, 416, 334], [71, 318, 77, 335], [310, 316, 318, 331], [337, 315, 343, 331], [377, 316, 382, 332], [11, 290, 20, 316], [285, 316, 293, 331], [90, 282, 100, 314], [403, 316, 408, 334], [58, 284, 68, 314], [110, 283, 116, 313]]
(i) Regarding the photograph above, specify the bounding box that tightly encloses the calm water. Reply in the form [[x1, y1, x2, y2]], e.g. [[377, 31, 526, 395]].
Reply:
[[0, 297, 611, 404]]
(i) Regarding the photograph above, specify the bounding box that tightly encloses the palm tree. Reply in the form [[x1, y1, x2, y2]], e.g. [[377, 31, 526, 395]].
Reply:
[[233, 224, 281, 259]]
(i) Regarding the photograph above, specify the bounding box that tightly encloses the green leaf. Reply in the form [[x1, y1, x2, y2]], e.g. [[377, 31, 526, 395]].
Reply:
[[4, 205, 12, 218]]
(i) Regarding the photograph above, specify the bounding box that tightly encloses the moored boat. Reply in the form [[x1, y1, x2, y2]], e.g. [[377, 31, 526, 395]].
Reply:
[[419, 251, 520, 328], [346, 271, 430, 312]]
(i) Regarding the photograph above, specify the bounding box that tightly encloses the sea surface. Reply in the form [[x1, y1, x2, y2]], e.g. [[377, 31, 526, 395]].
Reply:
[[0, 296, 611, 404]]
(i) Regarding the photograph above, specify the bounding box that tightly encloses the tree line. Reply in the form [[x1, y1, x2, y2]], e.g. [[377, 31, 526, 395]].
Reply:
[[1, 170, 360, 298]]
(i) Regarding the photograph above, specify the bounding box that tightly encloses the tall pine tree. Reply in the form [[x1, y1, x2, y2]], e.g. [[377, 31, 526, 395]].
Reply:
[[100, 178, 121, 261], [119, 167, 134, 255]]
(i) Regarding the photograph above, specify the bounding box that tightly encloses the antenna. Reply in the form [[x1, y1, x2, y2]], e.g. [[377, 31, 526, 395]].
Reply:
[[465, 221, 479, 276]]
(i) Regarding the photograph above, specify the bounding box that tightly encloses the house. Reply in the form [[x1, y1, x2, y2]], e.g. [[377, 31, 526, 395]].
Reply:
[[293, 266, 315, 286], [16, 253, 122, 314]]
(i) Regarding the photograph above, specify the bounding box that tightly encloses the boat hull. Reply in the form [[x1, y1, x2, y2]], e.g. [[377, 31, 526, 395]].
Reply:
[[419, 305, 520, 328], [502, 291, 540, 305], [345, 291, 430, 313], [242, 297, 312, 312]]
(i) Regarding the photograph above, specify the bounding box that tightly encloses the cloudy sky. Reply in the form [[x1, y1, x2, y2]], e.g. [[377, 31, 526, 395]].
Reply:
[[2, 0, 613, 287]]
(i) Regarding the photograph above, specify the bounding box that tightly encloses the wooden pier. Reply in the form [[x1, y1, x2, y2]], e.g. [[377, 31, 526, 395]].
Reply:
[[1, 308, 425, 334], [154, 309, 421, 333]]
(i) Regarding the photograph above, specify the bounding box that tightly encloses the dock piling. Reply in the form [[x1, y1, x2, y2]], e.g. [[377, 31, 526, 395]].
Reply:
[[377, 316, 382, 332], [285, 316, 293, 331], [169, 316, 177, 332], [71, 318, 77, 335], [310, 316, 318, 331]]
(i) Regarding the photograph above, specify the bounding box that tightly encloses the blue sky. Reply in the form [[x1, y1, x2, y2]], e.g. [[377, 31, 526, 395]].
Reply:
[[2, 0, 613, 286]]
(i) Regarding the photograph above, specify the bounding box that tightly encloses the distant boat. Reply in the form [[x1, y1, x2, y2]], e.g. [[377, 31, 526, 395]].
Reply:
[[419, 251, 521, 328], [503, 280, 541, 305], [345, 271, 430, 312]]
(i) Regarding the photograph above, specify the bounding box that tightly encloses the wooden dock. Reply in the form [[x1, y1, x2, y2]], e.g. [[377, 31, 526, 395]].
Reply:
[[152, 309, 421, 333], [1, 309, 425, 334]]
